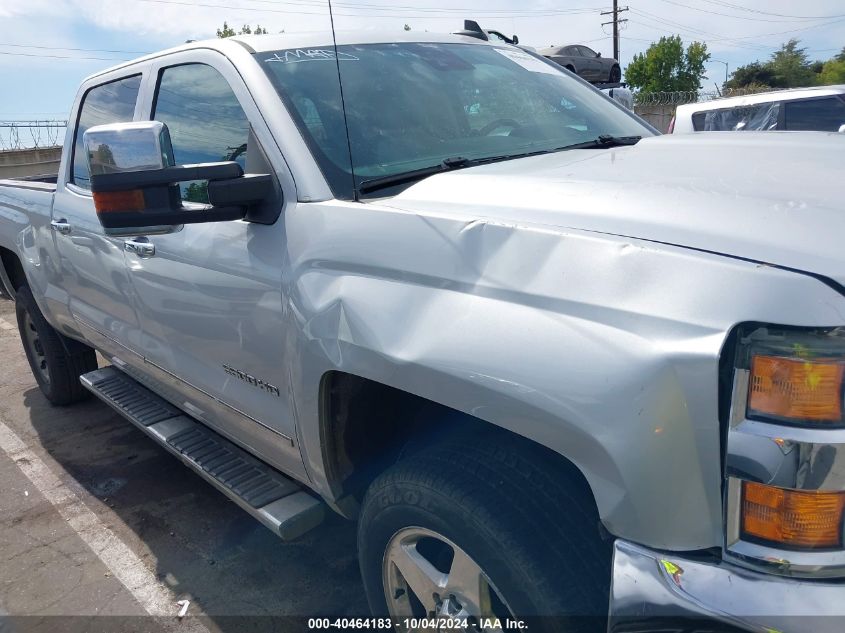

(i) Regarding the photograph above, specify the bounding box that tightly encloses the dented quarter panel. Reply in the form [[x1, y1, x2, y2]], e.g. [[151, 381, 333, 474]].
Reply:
[[0, 182, 58, 310]]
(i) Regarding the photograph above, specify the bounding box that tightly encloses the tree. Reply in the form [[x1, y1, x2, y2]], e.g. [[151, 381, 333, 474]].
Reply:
[[727, 39, 819, 89], [818, 58, 845, 85], [183, 182, 209, 204], [216, 22, 268, 38], [768, 39, 815, 87], [725, 61, 774, 89], [625, 35, 710, 94]]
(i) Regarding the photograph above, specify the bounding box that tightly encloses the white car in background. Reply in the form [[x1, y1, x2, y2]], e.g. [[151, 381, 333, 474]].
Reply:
[[670, 85, 845, 133]]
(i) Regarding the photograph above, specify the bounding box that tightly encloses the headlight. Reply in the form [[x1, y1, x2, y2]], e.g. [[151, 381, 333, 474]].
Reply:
[[737, 326, 845, 428], [726, 325, 845, 573]]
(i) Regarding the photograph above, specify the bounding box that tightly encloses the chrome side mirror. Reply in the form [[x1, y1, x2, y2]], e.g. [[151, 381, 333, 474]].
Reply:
[[84, 121, 273, 236], [86, 121, 175, 177]]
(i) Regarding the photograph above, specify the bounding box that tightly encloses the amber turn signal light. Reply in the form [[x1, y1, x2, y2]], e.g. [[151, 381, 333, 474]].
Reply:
[[92, 189, 146, 213], [742, 481, 845, 549], [748, 354, 844, 423]]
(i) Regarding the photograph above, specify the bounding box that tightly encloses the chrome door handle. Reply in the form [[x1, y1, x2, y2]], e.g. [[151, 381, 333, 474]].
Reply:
[[123, 239, 155, 258], [50, 219, 72, 235]]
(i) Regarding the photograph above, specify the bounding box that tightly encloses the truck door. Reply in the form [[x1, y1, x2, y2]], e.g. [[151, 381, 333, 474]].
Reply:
[[50, 75, 144, 357], [121, 55, 305, 479]]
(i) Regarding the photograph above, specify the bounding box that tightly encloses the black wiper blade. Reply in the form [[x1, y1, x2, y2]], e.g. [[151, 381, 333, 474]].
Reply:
[[358, 156, 471, 195], [357, 150, 554, 196], [559, 135, 642, 150]]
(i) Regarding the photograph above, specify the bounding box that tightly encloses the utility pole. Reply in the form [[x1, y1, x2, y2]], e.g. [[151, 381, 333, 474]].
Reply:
[[601, 0, 629, 61], [712, 60, 729, 86]]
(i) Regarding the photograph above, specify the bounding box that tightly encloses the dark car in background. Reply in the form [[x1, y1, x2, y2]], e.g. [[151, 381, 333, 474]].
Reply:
[[539, 44, 621, 83]]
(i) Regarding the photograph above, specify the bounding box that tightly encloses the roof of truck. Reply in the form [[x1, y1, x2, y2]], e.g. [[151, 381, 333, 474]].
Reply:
[[86, 30, 491, 81], [237, 30, 489, 50]]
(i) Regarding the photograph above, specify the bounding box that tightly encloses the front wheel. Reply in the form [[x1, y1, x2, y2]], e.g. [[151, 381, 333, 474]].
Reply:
[[358, 433, 611, 632], [609, 65, 621, 83]]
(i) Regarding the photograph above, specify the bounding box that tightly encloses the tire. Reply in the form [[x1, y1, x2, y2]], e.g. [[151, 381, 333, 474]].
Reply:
[[358, 432, 611, 631], [15, 286, 97, 406], [609, 65, 621, 83]]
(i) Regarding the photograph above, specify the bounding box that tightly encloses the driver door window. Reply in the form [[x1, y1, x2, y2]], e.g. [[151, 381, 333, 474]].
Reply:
[[153, 63, 250, 203]]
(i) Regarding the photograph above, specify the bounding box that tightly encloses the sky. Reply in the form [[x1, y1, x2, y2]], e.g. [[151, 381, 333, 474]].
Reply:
[[0, 0, 844, 124]]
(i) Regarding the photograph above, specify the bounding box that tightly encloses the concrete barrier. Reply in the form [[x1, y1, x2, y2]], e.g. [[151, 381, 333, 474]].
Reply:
[[0, 146, 62, 180]]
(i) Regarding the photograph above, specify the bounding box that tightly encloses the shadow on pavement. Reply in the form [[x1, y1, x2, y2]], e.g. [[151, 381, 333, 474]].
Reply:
[[22, 383, 364, 631]]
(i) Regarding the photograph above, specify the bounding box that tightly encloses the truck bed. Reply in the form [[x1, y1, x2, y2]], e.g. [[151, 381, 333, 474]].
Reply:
[[0, 178, 57, 192]]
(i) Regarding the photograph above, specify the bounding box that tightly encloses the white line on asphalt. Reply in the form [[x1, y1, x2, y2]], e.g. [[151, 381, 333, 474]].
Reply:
[[0, 415, 210, 632], [0, 317, 14, 332]]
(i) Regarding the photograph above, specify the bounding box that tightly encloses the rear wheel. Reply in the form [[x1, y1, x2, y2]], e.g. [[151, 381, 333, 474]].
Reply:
[[609, 65, 621, 83], [15, 286, 97, 405], [358, 432, 611, 632]]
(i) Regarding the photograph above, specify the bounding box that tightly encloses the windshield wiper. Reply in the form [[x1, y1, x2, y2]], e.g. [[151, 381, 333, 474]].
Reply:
[[357, 151, 552, 196], [358, 157, 469, 196], [558, 135, 642, 150]]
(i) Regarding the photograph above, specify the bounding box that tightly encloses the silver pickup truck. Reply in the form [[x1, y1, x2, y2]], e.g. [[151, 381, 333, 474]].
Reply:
[[1, 31, 844, 632]]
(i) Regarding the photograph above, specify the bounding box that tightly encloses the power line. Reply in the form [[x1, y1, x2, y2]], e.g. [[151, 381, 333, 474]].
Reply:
[[629, 7, 843, 52], [218, 0, 603, 14], [0, 42, 149, 54], [656, 0, 833, 23], [0, 50, 130, 61], [698, 0, 845, 20], [100, 0, 606, 19], [629, 10, 772, 52]]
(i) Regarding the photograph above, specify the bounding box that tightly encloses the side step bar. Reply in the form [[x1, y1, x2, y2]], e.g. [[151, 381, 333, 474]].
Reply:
[[80, 366, 325, 540]]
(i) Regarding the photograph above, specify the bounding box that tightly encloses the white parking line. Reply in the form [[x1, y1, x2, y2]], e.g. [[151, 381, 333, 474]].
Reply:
[[0, 415, 209, 632]]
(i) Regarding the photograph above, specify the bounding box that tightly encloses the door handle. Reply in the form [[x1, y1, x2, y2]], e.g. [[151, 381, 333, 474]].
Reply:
[[123, 239, 155, 258], [50, 219, 72, 235]]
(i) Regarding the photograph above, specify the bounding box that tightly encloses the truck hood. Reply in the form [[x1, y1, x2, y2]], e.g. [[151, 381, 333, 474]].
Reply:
[[383, 132, 845, 289]]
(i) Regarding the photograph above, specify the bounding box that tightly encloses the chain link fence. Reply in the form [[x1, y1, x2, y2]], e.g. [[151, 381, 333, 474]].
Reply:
[[632, 87, 775, 132], [0, 120, 67, 151]]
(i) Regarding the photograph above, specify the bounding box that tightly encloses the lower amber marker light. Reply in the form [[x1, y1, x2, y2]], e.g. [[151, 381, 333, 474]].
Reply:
[[742, 481, 845, 549]]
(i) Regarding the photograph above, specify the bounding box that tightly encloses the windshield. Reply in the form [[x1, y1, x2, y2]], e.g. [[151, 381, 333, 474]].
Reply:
[[257, 43, 653, 199]]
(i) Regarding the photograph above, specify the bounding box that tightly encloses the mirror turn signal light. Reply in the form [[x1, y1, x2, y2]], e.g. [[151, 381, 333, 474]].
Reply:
[[748, 354, 844, 423], [92, 190, 146, 214], [742, 481, 845, 549]]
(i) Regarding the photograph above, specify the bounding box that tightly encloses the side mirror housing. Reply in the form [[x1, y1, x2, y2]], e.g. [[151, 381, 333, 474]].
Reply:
[[596, 52, 602, 58], [84, 121, 275, 236], [512, 34, 519, 45]]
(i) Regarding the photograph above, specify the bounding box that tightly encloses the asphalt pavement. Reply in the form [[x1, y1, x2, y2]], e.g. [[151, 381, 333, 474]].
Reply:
[[0, 299, 364, 633]]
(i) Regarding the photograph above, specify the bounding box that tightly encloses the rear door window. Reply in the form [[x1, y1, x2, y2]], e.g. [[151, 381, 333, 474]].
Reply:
[[783, 97, 845, 131], [691, 102, 780, 131], [72, 75, 142, 188]]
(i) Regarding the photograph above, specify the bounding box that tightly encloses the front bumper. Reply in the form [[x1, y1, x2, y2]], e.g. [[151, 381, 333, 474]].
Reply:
[[609, 540, 845, 633]]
